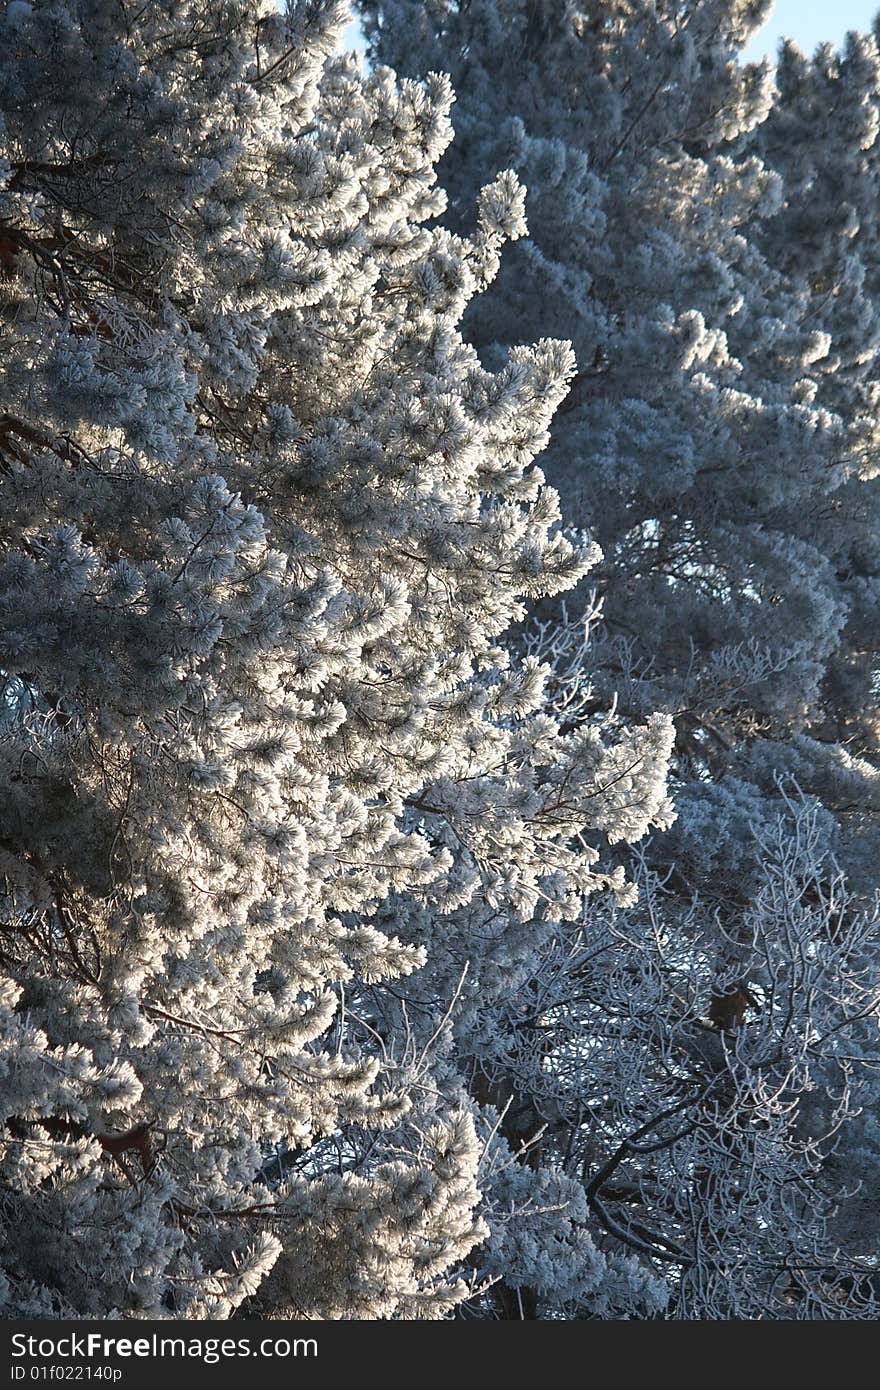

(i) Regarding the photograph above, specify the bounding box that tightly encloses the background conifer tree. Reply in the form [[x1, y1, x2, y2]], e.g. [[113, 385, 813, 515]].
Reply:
[[360, 0, 880, 1317]]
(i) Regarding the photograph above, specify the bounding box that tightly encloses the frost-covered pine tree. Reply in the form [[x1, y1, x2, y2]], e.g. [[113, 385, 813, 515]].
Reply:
[[361, 0, 880, 1316], [744, 22, 880, 1306], [0, 0, 675, 1318], [361, 0, 854, 740]]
